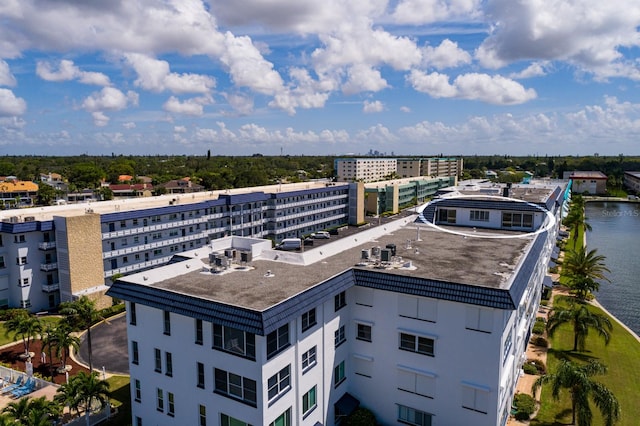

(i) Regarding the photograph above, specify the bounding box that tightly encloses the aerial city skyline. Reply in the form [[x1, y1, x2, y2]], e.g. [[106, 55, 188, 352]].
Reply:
[[1, 0, 640, 156]]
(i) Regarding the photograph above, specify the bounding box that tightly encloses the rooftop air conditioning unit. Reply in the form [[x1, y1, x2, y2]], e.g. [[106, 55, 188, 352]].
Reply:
[[240, 251, 252, 263], [381, 249, 391, 262], [224, 249, 236, 259], [361, 249, 370, 260], [24, 216, 35, 222]]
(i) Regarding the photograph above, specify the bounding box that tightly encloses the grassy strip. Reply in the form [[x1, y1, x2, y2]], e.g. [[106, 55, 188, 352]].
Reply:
[[531, 295, 640, 426], [105, 375, 131, 426]]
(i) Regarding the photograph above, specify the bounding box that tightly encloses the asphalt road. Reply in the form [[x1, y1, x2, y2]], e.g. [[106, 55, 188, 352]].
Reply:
[[77, 313, 129, 375]]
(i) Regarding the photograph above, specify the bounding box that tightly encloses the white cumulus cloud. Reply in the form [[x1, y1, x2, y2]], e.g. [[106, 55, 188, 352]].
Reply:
[[36, 59, 110, 86], [422, 39, 472, 70], [124, 53, 216, 94], [363, 100, 384, 113], [408, 70, 537, 105], [0, 60, 17, 87], [0, 89, 27, 116]]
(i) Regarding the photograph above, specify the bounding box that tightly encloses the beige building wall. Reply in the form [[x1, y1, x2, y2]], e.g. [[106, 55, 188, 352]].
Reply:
[[348, 182, 365, 225], [55, 213, 109, 308]]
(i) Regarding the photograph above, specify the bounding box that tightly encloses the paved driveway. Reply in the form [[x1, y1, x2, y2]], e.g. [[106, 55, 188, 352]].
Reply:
[[77, 313, 129, 375]]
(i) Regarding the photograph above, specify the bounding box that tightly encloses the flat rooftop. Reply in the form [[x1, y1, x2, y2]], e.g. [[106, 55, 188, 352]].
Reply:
[[0, 180, 341, 222], [123, 219, 533, 312]]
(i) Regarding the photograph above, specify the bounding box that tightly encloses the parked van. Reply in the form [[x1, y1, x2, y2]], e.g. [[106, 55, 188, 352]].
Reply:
[[276, 238, 302, 251]]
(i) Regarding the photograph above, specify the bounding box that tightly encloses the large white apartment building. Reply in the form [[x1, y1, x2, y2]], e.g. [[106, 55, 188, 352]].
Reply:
[[108, 180, 568, 426], [0, 181, 358, 311], [334, 158, 398, 182], [335, 157, 463, 183]]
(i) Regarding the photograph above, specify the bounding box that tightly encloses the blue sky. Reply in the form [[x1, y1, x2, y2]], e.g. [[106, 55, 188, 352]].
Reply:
[[1, 0, 640, 156]]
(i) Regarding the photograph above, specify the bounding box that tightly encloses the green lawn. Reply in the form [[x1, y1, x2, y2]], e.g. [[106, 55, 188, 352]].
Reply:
[[530, 296, 640, 426], [0, 316, 62, 346], [105, 375, 131, 426]]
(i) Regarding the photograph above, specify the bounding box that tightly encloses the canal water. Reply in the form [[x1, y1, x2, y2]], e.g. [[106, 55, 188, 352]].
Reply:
[[584, 202, 640, 336]]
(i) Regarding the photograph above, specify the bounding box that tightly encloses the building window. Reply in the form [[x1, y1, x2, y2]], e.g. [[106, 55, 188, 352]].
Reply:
[[165, 352, 173, 377], [199, 405, 206, 426], [302, 386, 317, 417], [154, 348, 161, 372], [397, 404, 432, 426], [221, 414, 252, 426], [213, 325, 256, 360], [19, 278, 29, 287], [334, 291, 346, 311], [163, 311, 171, 335], [302, 346, 317, 373], [462, 384, 489, 414], [266, 324, 289, 360], [135, 417, 142, 426], [131, 341, 139, 365], [334, 361, 346, 387], [267, 365, 291, 401], [353, 355, 373, 378], [269, 408, 291, 426], [0, 256, 5, 269], [399, 333, 434, 357], [398, 368, 435, 398], [502, 212, 533, 229], [134, 379, 141, 402], [503, 331, 513, 364], [156, 388, 164, 412], [167, 392, 175, 416], [195, 319, 203, 345], [334, 325, 346, 348], [197, 362, 205, 388], [469, 210, 490, 222], [301, 308, 316, 332], [356, 323, 372, 342], [16, 256, 27, 265], [130, 302, 137, 326], [214, 368, 257, 407], [14, 235, 26, 243], [437, 208, 456, 224]]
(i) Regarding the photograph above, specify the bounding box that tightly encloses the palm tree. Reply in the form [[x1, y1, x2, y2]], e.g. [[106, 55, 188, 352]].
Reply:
[[4, 310, 42, 359], [532, 359, 620, 426], [1, 396, 61, 425], [562, 246, 610, 301], [55, 377, 82, 418], [547, 304, 613, 352], [40, 324, 59, 381], [54, 324, 80, 373], [0, 415, 14, 426], [60, 296, 102, 371], [62, 371, 111, 426]]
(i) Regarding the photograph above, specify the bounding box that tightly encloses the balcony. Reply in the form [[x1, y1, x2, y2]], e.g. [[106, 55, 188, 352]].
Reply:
[[42, 282, 60, 293], [40, 262, 58, 272], [38, 241, 56, 250]]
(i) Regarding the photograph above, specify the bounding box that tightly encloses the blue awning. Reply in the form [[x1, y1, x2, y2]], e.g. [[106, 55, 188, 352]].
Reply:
[[543, 275, 554, 288], [548, 259, 557, 268]]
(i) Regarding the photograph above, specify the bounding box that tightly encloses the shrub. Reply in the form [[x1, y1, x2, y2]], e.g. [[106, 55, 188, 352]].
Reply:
[[529, 358, 546, 374], [344, 407, 377, 426], [513, 393, 536, 420], [531, 336, 548, 347], [532, 322, 545, 335], [523, 363, 538, 375]]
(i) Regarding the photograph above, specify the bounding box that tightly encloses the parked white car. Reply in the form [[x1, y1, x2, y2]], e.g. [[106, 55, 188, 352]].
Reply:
[[311, 231, 330, 239]]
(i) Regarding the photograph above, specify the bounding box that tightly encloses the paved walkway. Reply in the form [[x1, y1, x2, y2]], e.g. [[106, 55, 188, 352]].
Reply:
[[74, 313, 129, 376]]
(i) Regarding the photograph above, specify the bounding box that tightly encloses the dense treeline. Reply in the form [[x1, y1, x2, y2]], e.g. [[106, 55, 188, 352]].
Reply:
[[2, 154, 639, 192], [0, 155, 336, 191], [463, 154, 640, 190]]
